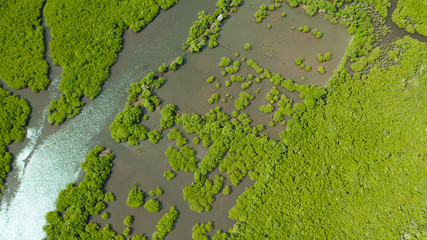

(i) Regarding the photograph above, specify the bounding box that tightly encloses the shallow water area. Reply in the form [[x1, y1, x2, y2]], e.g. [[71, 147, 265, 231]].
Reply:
[[97, 124, 254, 239], [219, 0, 352, 86]]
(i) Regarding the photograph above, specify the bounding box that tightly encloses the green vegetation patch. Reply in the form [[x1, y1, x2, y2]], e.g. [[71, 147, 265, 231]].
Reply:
[[160, 104, 177, 130], [101, 212, 110, 220], [109, 71, 168, 145], [208, 93, 220, 104], [254, 4, 270, 23], [45, 0, 178, 125], [144, 198, 162, 213], [126, 184, 145, 208], [148, 130, 163, 144], [123, 216, 133, 226], [392, 0, 427, 36], [165, 146, 199, 172], [163, 170, 176, 180], [192, 222, 213, 240], [149, 187, 164, 196], [0, 88, 31, 195], [123, 227, 132, 236], [167, 128, 187, 147], [317, 52, 332, 62], [183, 0, 241, 52], [0, 0, 49, 91], [228, 37, 427, 239], [222, 186, 231, 195], [43, 146, 117, 239], [234, 92, 254, 110], [152, 206, 179, 240], [183, 174, 224, 212]]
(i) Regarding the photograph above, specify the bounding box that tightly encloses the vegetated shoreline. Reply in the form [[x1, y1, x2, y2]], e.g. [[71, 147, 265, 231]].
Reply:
[[103, 0, 425, 239], [2, 0, 424, 238]]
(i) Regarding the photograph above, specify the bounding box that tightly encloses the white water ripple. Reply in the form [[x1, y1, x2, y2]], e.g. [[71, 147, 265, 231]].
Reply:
[[0, 75, 131, 239]]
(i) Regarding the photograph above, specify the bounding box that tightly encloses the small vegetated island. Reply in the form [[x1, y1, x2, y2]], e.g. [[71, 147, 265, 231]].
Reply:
[[0, 0, 425, 239]]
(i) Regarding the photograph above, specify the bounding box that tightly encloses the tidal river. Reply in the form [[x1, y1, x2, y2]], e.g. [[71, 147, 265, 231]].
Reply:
[[0, 0, 215, 238]]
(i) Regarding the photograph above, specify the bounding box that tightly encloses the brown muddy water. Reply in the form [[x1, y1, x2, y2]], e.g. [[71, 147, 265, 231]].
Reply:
[[0, 0, 217, 239], [219, 0, 352, 87], [1, 0, 394, 239]]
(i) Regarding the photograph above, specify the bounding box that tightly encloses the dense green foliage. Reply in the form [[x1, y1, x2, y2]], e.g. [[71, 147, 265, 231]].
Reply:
[[254, 4, 269, 23], [110, 103, 148, 146], [392, 0, 427, 36], [123, 227, 132, 236], [227, 37, 427, 239], [218, 57, 232, 67], [0, 87, 31, 195], [208, 93, 220, 104], [318, 65, 326, 74], [183, 174, 224, 212], [101, 212, 110, 220], [131, 234, 147, 240], [167, 128, 187, 147], [183, 0, 241, 52], [317, 52, 332, 62], [222, 185, 231, 195], [295, 57, 304, 65], [163, 170, 176, 180], [240, 81, 252, 90], [168, 56, 185, 71], [45, 0, 177, 125], [311, 28, 323, 38], [43, 146, 117, 239], [212, 230, 229, 240], [123, 216, 133, 226], [234, 92, 254, 111], [206, 76, 216, 83], [148, 129, 163, 144], [165, 146, 199, 172], [0, 0, 49, 91], [259, 103, 274, 113], [144, 198, 162, 213], [192, 222, 213, 240], [126, 184, 145, 208], [110, 72, 168, 145], [149, 187, 164, 196], [160, 104, 177, 130], [152, 206, 179, 240], [298, 25, 310, 32], [246, 59, 264, 74]]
